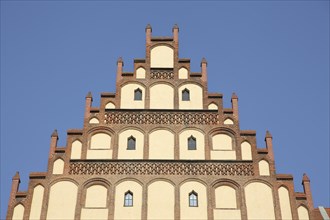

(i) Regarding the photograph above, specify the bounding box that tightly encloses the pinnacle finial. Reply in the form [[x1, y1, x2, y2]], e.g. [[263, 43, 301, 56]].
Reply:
[[266, 130, 273, 138], [303, 173, 310, 181], [51, 129, 58, 137], [172, 24, 179, 31], [13, 171, 20, 180], [145, 24, 152, 31], [201, 57, 207, 64], [232, 92, 238, 99], [117, 57, 123, 63], [86, 91, 92, 98]]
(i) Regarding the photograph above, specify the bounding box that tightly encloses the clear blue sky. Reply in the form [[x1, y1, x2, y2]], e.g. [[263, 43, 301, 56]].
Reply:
[[1, 1, 329, 218]]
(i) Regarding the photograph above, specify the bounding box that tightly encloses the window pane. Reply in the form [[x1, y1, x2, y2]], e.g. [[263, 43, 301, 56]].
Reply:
[[182, 89, 190, 101], [188, 136, 196, 150], [134, 89, 142, 100], [127, 136, 136, 150]]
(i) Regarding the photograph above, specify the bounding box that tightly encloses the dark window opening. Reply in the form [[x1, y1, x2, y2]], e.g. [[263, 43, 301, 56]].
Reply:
[[188, 136, 197, 150], [182, 88, 190, 101], [189, 191, 198, 207], [127, 136, 136, 150], [124, 191, 133, 207], [134, 88, 142, 101]]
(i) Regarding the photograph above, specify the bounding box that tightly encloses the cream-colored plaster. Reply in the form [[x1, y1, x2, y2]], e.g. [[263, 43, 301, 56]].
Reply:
[[245, 182, 275, 220], [178, 84, 203, 109], [89, 118, 99, 124], [12, 204, 24, 220], [208, 103, 218, 110], [90, 133, 111, 149], [211, 150, 236, 160], [147, 181, 174, 220], [150, 45, 174, 68], [215, 186, 237, 208], [180, 181, 208, 220], [29, 185, 44, 220], [149, 130, 174, 159], [52, 159, 64, 174], [118, 129, 144, 159], [241, 142, 252, 160], [114, 181, 142, 220], [136, 67, 146, 79], [46, 181, 78, 219], [213, 209, 241, 220], [298, 206, 310, 220], [105, 102, 115, 109], [259, 160, 270, 176], [224, 118, 234, 125], [150, 84, 174, 109], [278, 187, 293, 220], [120, 84, 145, 109], [179, 130, 205, 160], [81, 208, 108, 220], [86, 149, 112, 159], [212, 134, 232, 150], [85, 185, 107, 207], [178, 68, 188, 79], [71, 140, 82, 159]]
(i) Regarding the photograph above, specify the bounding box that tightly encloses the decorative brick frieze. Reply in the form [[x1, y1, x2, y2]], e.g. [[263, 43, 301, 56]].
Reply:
[[150, 68, 174, 79], [69, 160, 254, 176], [104, 110, 220, 125]]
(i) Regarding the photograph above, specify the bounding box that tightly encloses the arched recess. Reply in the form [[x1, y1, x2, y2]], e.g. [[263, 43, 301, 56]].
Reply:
[[178, 83, 203, 109], [136, 67, 146, 79], [149, 83, 174, 109], [52, 158, 64, 174], [178, 67, 188, 79], [46, 181, 78, 219], [71, 140, 82, 159], [147, 180, 174, 220], [150, 45, 174, 68], [105, 102, 115, 109], [118, 128, 144, 159], [211, 131, 236, 160], [89, 117, 99, 124], [297, 205, 310, 220], [179, 129, 205, 160], [208, 103, 218, 110], [278, 186, 293, 220], [213, 184, 241, 220], [12, 204, 24, 220], [29, 184, 44, 220], [241, 141, 252, 160], [180, 181, 208, 220], [224, 118, 234, 125], [245, 182, 275, 220], [259, 160, 270, 176], [149, 129, 174, 159], [120, 83, 145, 109], [87, 132, 112, 159], [114, 180, 143, 220]]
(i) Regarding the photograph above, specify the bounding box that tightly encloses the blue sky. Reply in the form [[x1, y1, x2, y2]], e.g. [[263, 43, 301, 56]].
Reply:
[[1, 1, 329, 218]]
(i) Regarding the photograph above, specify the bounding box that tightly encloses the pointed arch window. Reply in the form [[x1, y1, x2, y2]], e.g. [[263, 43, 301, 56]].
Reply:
[[188, 136, 196, 150], [189, 191, 198, 207], [182, 88, 190, 101], [134, 88, 142, 101], [124, 191, 133, 207], [127, 136, 136, 150]]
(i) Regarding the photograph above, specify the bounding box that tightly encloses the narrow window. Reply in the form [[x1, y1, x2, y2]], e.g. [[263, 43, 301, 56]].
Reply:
[[124, 191, 133, 207], [127, 136, 136, 150], [189, 191, 198, 207], [182, 88, 190, 101], [188, 135, 196, 150], [134, 88, 142, 100]]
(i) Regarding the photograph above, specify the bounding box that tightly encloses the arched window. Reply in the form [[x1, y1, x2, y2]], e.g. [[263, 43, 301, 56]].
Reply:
[[134, 88, 142, 101], [182, 88, 190, 101], [124, 191, 133, 207], [188, 136, 196, 150], [127, 136, 136, 150], [189, 191, 198, 207]]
